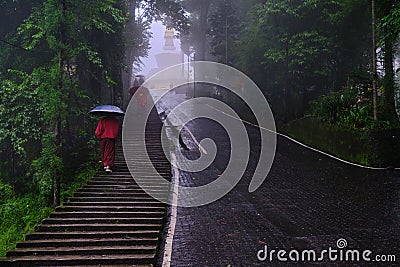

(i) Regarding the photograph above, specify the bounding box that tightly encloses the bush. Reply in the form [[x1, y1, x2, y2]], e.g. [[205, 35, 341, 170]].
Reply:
[[311, 86, 390, 130], [0, 183, 13, 204], [30, 135, 64, 205], [311, 92, 343, 123], [61, 162, 97, 204], [0, 156, 98, 257], [0, 194, 52, 257]]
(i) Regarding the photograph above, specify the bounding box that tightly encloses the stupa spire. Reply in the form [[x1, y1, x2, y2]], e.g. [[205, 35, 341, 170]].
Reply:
[[163, 26, 176, 50]]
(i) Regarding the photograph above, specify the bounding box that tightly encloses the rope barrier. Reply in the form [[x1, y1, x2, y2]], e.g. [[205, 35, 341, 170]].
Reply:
[[206, 104, 399, 171]]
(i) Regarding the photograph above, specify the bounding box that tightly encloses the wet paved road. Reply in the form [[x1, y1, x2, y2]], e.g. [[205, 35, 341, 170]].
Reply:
[[156, 92, 399, 266]]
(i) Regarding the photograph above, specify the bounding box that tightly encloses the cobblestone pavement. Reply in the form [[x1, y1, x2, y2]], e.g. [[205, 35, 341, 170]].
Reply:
[[157, 92, 399, 266]]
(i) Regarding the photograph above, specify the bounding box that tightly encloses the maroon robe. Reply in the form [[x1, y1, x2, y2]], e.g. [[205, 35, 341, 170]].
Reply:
[[95, 116, 119, 167], [99, 138, 115, 167]]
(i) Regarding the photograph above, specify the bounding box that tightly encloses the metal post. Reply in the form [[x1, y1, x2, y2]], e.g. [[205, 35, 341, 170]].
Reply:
[[372, 0, 378, 124], [225, 17, 228, 64], [193, 53, 196, 98]]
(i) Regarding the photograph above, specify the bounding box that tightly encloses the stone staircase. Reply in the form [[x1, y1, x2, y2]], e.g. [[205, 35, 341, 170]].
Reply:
[[0, 110, 171, 266]]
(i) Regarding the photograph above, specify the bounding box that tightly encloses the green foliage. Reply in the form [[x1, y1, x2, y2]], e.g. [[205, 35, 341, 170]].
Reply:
[[208, 0, 240, 64], [60, 161, 97, 204], [139, 0, 189, 31], [281, 116, 378, 166], [30, 134, 64, 204], [311, 91, 343, 124], [0, 1, 131, 213], [0, 192, 52, 257], [0, 70, 45, 190], [17, 0, 127, 68], [378, 1, 400, 42], [235, 2, 274, 93], [311, 85, 391, 130], [0, 157, 98, 256], [0, 72, 43, 154], [0, 184, 13, 205], [233, 0, 347, 120], [376, 1, 400, 123], [0, 141, 98, 255], [231, 0, 379, 121], [0, 0, 191, 258]]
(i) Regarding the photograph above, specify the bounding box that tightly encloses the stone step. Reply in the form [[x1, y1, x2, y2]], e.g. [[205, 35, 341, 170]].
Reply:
[[50, 211, 165, 218], [126, 158, 168, 162], [7, 245, 157, 257], [81, 185, 167, 190], [76, 188, 167, 193], [95, 172, 167, 177], [88, 179, 167, 185], [56, 205, 165, 212], [63, 201, 165, 207], [67, 197, 160, 203], [89, 177, 135, 182], [25, 230, 161, 240], [74, 192, 169, 199], [90, 177, 167, 182], [35, 223, 162, 232], [0, 254, 155, 266], [95, 173, 170, 178], [86, 180, 137, 186], [41, 217, 163, 225], [16, 237, 159, 248], [84, 182, 166, 188], [73, 192, 152, 198]]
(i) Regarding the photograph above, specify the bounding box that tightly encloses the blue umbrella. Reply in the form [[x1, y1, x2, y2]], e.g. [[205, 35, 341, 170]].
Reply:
[[89, 105, 125, 116]]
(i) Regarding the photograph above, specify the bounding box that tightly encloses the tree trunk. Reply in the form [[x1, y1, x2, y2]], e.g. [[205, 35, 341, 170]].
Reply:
[[371, 0, 378, 124], [383, 38, 398, 122], [54, 0, 67, 208], [283, 41, 289, 122], [122, 0, 136, 109], [53, 116, 61, 207], [10, 146, 16, 194], [197, 0, 210, 61]]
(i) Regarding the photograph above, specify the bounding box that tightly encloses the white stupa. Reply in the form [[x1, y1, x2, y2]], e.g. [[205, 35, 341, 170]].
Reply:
[[146, 27, 184, 91]]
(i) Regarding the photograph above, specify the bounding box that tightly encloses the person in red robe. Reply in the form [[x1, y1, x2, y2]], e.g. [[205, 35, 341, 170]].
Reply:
[[95, 116, 119, 172], [129, 85, 140, 101], [137, 89, 148, 108]]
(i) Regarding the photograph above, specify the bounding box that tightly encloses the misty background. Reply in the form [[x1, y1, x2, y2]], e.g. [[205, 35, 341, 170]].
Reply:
[[138, 21, 182, 77]]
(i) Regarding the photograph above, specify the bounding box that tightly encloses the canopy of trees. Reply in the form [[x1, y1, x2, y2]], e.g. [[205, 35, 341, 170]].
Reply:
[[0, 0, 187, 204], [183, 0, 399, 125]]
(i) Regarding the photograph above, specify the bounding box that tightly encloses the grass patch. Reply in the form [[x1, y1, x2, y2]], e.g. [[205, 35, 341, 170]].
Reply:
[[61, 162, 98, 205], [0, 194, 52, 257], [0, 161, 98, 257], [280, 116, 375, 166]]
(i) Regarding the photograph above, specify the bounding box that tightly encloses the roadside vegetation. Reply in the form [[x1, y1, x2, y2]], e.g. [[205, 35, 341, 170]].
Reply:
[[189, 0, 399, 165], [0, 0, 187, 256]]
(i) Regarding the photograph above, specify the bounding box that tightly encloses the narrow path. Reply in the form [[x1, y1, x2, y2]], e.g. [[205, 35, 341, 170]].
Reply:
[[0, 110, 171, 267]]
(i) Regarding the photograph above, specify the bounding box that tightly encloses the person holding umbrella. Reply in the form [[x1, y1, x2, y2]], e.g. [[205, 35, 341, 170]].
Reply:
[[90, 105, 124, 173]]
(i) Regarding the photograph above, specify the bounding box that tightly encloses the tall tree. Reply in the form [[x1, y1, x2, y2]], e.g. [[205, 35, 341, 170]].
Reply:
[[372, 0, 378, 123], [208, 0, 240, 65], [238, 0, 344, 121], [198, 0, 211, 61], [180, 0, 211, 61], [14, 0, 127, 205], [379, 0, 400, 123]]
